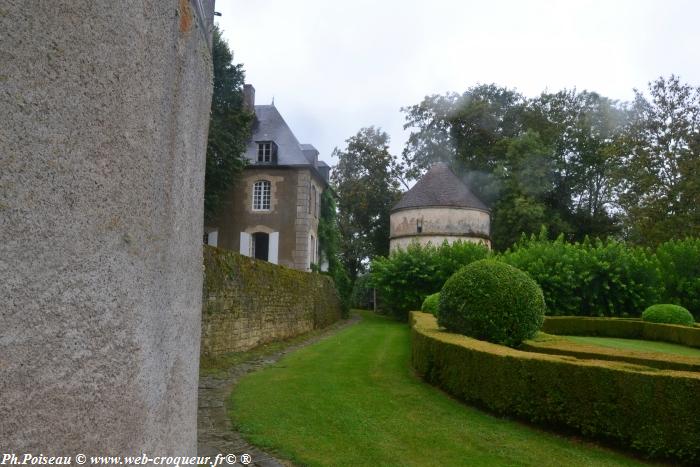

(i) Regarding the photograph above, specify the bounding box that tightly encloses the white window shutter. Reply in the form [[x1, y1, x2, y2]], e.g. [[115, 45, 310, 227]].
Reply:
[[240, 232, 251, 257], [269, 232, 279, 264]]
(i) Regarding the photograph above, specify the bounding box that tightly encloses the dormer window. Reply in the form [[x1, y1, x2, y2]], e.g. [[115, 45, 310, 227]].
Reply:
[[256, 141, 277, 163]]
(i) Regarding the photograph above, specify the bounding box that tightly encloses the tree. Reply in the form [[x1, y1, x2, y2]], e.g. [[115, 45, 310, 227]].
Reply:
[[204, 27, 253, 222], [617, 75, 700, 244], [331, 127, 405, 279], [524, 90, 625, 240], [401, 84, 626, 249]]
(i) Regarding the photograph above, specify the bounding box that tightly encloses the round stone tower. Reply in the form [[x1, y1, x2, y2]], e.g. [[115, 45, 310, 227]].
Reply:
[[390, 162, 491, 251]]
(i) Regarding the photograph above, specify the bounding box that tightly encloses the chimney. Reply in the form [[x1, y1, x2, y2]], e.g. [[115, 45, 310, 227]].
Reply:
[[243, 84, 255, 111]]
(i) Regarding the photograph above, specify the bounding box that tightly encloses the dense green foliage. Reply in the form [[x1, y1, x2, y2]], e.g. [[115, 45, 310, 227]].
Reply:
[[642, 304, 695, 326], [400, 76, 700, 250], [501, 231, 662, 317], [657, 238, 700, 319], [617, 76, 700, 245], [349, 273, 374, 309], [231, 311, 645, 467], [411, 312, 700, 464], [331, 127, 405, 279], [438, 260, 545, 346], [420, 292, 440, 316], [370, 241, 490, 320], [316, 189, 351, 316], [541, 316, 700, 348], [204, 27, 253, 222]]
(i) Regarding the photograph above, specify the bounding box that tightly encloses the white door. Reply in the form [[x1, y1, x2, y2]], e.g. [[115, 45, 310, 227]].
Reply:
[[269, 232, 279, 264], [240, 232, 251, 257]]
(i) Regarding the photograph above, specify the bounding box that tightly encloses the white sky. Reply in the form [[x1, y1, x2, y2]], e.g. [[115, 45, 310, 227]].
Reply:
[[216, 0, 700, 165]]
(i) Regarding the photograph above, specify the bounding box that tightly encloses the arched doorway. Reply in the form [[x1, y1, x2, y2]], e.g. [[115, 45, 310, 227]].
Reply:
[[252, 232, 269, 261]]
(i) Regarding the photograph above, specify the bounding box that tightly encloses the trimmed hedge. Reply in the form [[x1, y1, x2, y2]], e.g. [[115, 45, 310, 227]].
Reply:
[[642, 304, 695, 326], [411, 312, 700, 464], [420, 292, 440, 316], [521, 333, 700, 372], [541, 317, 700, 348], [439, 260, 545, 346]]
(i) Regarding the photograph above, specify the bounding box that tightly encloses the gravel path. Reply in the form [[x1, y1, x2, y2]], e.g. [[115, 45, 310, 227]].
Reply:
[[197, 316, 361, 467]]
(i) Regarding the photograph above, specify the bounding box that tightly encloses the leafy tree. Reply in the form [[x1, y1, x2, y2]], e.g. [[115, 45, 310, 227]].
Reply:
[[402, 85, 525, 205], [401, 85, 626, 249], [204, 27, 253, 222], [616, 75, 700, 244], [525, 90, 625, 240], [331, 127, 405, 279]]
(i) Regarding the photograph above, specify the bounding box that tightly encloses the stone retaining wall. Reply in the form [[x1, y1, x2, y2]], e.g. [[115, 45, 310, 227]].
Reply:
[[201, 246, 342, 356]]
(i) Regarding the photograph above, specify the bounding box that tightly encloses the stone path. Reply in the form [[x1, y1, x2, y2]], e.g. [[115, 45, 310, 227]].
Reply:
[[197, 316, 361, 467]]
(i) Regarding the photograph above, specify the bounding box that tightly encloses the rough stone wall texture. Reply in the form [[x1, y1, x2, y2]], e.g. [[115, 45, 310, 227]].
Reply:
[[0, 0, 214, 458], [215, 167, 321, 271], [390, 207, 491, 251], [201, 246, 342, 356]]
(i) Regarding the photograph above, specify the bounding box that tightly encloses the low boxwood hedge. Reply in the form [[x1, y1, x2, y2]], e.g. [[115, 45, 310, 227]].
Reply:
[[420, 292, 440, 316], [521, 333, 700, 372], [541, 316, 700, 348], [411, 311, 700, 464]]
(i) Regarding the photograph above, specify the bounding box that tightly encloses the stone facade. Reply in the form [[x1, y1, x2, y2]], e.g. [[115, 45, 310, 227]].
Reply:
[[201, 246, 342, 356], [207, 87, 329, 271], [214, 166, 323, 270], [1, 0, 214, 457], [390, 207, 491, 251]]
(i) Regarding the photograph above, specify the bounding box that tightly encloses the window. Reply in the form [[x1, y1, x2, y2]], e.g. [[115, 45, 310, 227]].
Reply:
[[310, 184, 317, 216], [256, 141, 277, 163], [252, 180, 271, 211], [257, 142, 271, 162], [310, 234, 316, 267]]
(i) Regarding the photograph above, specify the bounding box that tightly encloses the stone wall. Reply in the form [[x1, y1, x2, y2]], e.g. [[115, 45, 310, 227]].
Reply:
[[1, 0, 214, 457], [390, 206, 491, 251], [201, 246, 342, 356]]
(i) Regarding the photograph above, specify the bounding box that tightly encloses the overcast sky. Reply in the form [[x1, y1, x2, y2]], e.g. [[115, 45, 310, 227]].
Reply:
[[216, 0, 700, 165]]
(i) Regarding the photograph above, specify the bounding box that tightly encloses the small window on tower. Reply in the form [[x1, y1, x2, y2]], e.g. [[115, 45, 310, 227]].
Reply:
[[417, 218, 423, 233]]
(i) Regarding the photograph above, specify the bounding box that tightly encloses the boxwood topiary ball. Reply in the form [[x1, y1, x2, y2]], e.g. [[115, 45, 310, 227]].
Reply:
[[438, 259, 545, 346], [421, 292, 440, 317], [642, 304, 695, 326]]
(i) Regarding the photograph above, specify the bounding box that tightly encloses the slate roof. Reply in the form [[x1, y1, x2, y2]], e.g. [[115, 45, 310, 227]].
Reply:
[[243, 105, 305, 165], [392, 162, 489, 212], [243, 105, 328, 183]]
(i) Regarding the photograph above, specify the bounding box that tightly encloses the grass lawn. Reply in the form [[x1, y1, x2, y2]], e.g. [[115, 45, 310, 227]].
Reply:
[[561, 335, 700, 358], [229, 311, 650, 467]]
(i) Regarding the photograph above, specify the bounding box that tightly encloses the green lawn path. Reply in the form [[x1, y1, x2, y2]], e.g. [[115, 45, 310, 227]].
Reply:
[[561, 335, 700, 358], [229, 311, 649, 467]]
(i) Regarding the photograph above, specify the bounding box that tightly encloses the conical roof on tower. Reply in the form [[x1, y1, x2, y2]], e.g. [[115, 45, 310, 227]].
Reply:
[[392, 162, 489, 212]]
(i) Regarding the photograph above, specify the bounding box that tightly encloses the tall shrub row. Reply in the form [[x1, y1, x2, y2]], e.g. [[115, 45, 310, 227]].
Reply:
[[370, 241, 490, 320], [501, 232, 662, 317], [657, 238, 700, 319], [371, 236, 700, 320]]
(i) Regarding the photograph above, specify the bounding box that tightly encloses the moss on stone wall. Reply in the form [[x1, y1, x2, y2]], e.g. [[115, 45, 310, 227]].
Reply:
[[201, 246, 342, 356]]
